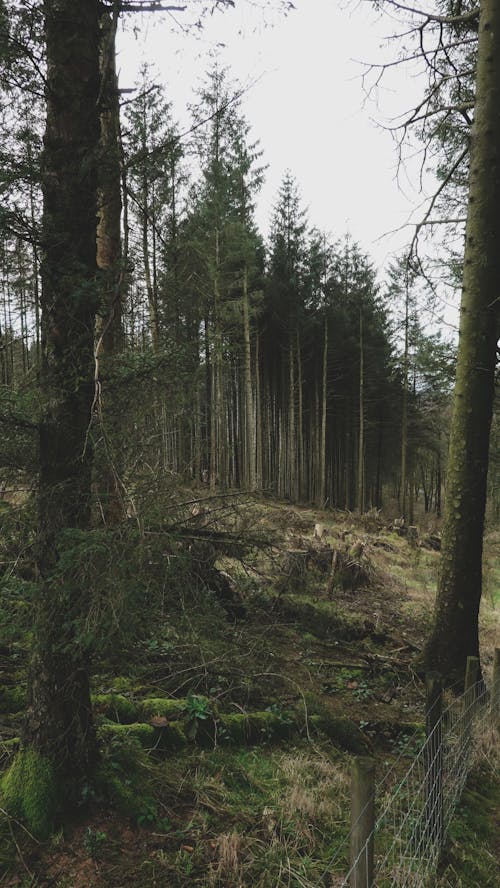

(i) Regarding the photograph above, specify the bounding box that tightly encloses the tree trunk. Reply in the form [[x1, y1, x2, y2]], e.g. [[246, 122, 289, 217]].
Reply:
[[400, 276, 409, 520], [296, 328, 304, 500], [95, 8, 124, 524], [356, 305, 365, 513], [288, 327, 297, 500], [242, 264, 256, 490], [23, 0, 100, 791], [255, 327, 263, 488], [424, 0, 500, 686], [319, 313, 328, 507]]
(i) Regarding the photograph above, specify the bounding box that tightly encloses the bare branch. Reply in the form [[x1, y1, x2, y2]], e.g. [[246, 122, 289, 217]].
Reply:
[[374, 0, 479, 26], [410, 146, 468, 255], [117, 2, 187, 11]]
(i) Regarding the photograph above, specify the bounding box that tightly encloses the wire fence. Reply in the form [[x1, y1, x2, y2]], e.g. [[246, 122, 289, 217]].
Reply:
[[329, 652, 499, 888]]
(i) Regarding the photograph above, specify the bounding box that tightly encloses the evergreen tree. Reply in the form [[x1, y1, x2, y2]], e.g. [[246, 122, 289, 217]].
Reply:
[[2, 0, 102, 833]]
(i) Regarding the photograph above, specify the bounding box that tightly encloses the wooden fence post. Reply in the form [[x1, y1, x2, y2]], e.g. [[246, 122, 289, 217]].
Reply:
[[464, 655, 480, 756], [425, 674, 443, 849], [492, 648, 500, 730], [350, 757, 375, 888]]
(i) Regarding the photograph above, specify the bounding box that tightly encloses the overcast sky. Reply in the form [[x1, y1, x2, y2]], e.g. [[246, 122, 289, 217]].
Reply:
[[117, 0, 437, 274]]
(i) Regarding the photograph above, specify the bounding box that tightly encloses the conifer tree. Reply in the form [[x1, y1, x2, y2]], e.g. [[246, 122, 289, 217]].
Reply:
[[2, 0, 102, 831]]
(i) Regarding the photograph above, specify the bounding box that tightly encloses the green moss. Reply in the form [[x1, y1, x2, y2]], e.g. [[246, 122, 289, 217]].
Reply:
[[93, 694, 211, 726], [220, 711, 296, 745], [1, 748, 58, 838], [97, 722, 156, 747], [105, 676, 145, 693], [92, 693, 139, 723], [139, 697, 186, 720], [1, 737, 20, 752], [97, 720, 187, 751]]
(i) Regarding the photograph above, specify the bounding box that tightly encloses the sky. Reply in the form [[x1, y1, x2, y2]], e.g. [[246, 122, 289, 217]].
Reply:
[[117, 0, 438, 276]]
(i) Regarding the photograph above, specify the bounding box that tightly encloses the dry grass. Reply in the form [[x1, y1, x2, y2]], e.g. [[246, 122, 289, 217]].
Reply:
[[278, 754, 349, 839], [210, 830, 246, 884]]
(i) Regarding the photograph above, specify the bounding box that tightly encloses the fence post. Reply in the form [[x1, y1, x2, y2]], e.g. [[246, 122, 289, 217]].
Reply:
[[464, 655, 480, 755], [350, 757, 375, 888], [492, 648, 500, 730], [425, 675, 443, 850]]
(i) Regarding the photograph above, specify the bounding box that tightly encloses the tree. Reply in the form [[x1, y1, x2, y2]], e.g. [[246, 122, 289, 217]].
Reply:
[[188, 61, 264, 489], [262, 171, 308, 500], [423, 0, 500, 685], [369, 1, 499, 684], [2, 0, 101, 834]]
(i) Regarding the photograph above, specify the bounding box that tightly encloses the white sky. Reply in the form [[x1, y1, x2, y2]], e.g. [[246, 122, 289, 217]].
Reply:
[[117, 0, 438, 275]]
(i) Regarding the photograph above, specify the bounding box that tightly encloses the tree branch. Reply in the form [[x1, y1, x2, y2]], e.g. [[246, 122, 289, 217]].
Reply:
[[117, 2, 187, 11], [375, 0, 479, 26]]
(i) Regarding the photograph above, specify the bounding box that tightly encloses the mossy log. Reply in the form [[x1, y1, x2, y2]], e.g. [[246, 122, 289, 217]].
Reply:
[[98, 720, 188, 751], [92, 693, 189, 724], [96, 705, 368, 754]]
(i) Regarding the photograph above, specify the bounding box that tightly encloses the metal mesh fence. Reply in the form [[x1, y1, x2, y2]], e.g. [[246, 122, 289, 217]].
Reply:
[[330, 676, 493, 888]]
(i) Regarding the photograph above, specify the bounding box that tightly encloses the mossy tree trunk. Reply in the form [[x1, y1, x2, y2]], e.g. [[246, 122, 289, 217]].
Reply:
[[424, 0, 500, 686], [23, 0, 101, 786]]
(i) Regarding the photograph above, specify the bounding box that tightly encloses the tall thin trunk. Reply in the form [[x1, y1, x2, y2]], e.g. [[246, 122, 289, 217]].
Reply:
[[288, 328, 296, 500], [242, 264, 256, 490], [23, 0, 100, 792], [400, 279, 409, 520], [425, 0, 500, 685], [319, 314, 328, 506], [356, 305, 365, 513], [142, 185, 159, 349], [255, 328, 262, 488], [296, 328, 304, 500], [95, 8, 124, 524]]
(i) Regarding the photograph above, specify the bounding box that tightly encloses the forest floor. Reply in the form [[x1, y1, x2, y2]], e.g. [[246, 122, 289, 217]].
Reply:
[[0, 494, 498, 887]]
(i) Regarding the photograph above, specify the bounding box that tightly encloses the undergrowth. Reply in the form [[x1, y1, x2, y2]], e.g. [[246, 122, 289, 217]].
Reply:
[[0, 492, 498, 885]]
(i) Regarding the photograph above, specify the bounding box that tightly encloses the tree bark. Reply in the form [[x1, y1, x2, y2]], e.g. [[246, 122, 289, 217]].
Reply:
[[319, 313, 328, 506], [23, 0, 101, 785], [356, 304, 365, 513], [95, 8, 125, 524], [242, 264, 256, 490], [424, 0, 500, 686]]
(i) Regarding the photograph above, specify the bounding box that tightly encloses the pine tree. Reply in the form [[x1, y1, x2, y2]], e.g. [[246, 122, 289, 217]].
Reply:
[[2, 0, 102, 833]]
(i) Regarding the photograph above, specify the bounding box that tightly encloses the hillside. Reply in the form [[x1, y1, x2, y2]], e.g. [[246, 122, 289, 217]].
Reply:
[[0, 495, 498, 886]]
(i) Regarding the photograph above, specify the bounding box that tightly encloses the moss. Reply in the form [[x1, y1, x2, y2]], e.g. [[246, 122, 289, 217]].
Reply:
[[139, 697, 186, 720], [220, 711, 296, 745], [1, 748, 58, 838], [97, 720, 187, 751], [97, 722, 156, 747], [92, 693, 139, 723], [1, 737, 20, 752], [105, 676, 145, 694]]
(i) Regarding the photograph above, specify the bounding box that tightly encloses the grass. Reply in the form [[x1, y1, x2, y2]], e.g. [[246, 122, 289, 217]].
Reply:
[[437, 754, 500, 887], [0, 493, 498, 885]]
